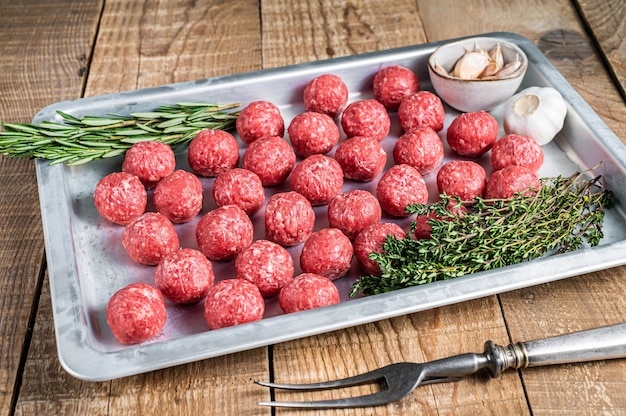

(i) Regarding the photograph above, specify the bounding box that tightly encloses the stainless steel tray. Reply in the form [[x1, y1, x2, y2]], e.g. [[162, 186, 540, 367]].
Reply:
[[34, 32, 626, 381]]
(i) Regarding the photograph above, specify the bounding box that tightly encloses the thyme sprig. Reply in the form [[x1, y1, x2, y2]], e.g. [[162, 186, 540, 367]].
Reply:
[[351, 170, 612, 297], [0, 102, 239, 165]]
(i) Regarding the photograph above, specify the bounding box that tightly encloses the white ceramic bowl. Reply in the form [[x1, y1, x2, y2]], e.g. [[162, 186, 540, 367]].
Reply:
[[427, 36, 528, 112]]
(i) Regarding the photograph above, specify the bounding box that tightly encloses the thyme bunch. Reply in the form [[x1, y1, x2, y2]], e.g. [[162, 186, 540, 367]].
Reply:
[[0, 102, 239, 165], [351, 171, 612, 297]]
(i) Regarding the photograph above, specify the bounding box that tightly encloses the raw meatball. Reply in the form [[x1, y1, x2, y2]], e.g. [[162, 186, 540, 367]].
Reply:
[[122, 141, 176, 189], [491, 134, 544, 172], [341, 99, 391, 141], [328, 190, 382, 239], [303, 74, 349, 118], [204, 279, 265, 330], [436, 160, 487, 200], [153, 169, 203, 224], [278, 273, 340, 314], [122, 212, 179, 265], [446, 111, 499, 158], [413, 201, 467, 240], [353, 222, 406, 275], [188, 129, 240, 177], [154, 248, 214, 304], [287, 111, 340, 157], [393, 126, 444, 175], [94, 171, 147, 225], [235, 239, 294, 298], [236, 100, 285, 145], [376, 164, 428, 217], [485, 165, 541, 199], [300, 228, 353, 280], [196, 205, 254, 261], [397, 91, 445, 132], [106, 282, 167, 345], [334, 135, 387, 182], [265, 191, 315, 246], [373, 65, 420, 111], [289, 154, 343, 206], [242, 135, 296, 186], [212, 168, 265, 215]]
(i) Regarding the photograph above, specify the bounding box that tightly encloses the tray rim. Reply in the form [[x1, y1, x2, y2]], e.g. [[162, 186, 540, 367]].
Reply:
[[34, 31, 626, 381]]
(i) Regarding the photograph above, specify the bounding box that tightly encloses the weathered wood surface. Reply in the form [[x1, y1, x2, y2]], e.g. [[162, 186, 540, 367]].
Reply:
[[1, 0, 624, 415]]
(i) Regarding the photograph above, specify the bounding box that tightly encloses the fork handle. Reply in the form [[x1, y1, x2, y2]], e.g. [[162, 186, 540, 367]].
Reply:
[[486, 323, 626, 378]]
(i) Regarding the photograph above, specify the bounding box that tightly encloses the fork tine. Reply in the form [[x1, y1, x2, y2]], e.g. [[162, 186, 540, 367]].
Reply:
[[255, 363, 403, 391], [258, 388, 413, 409]]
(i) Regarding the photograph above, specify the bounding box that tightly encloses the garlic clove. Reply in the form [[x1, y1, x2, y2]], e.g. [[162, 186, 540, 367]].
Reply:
[[452, 48, 490, 79], [480, 44, 504, 78], [495, 54, 522, 78], [433, 61, 449, 77]]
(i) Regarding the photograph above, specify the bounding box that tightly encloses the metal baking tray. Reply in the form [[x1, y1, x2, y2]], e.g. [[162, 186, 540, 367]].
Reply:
[[34, 32, 626, 381]]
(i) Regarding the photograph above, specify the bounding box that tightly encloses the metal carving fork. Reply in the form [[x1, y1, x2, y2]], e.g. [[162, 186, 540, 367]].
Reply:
[[256, 323, 626, 408]]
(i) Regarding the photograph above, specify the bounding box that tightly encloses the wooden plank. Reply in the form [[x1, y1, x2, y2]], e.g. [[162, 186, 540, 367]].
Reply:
[[261, 2, 525, 414], [418, 1, 626, 414], [499, 269, 626, 415], [0, 1, 102, 415], [573, 0, 626, 100], [86, 0, 263, 94], [14, 1, 270, 415], [261, 0, 428, 68]]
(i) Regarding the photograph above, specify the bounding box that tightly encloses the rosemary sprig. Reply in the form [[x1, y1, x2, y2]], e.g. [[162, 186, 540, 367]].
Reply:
[[351, 170, 612, 297], [0, 102, 239, 165]]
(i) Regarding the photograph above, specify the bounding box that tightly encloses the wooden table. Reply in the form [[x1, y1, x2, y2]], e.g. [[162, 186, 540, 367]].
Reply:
[[1, 0, 625, 414]]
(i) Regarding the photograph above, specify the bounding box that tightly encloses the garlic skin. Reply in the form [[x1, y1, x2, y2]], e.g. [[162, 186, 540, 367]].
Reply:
[[503, 86, 567, 146]]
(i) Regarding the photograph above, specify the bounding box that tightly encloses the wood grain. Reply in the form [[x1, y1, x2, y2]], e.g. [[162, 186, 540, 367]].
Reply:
[[86, 0, 262, 94], [13, 1, 269, 415], [573, 0, 626, 100], [0, 1, 101, 415]]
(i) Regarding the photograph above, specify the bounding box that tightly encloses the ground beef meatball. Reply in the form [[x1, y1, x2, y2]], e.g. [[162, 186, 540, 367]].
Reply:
[[279, 273, 340, 314], [122, 141, 176, 189], [188, 129, 240, 177], [154, 248, 214, 304], [212, 168, 265, 215], [436, 160, 487, 200], [242, 135, 296, 186], [334, 135, 387, 182], [287, 111, 340, 157], [236, 100, 285, 145], [289, 154, 343, 206], [196, 205, 254, 261], [327, 190, 382, 239], [265, 191, 315, 246], [485, 165, 541, 199], [446, 111, 499, 158], [122, 212, 179, 265], [373, 65, 420, 111], [491, 134, 544, 172], [341, 99, 391, 141], [393, 126, 444, 175], [106, 282, 167, 345], [94, 171, 147, 225], [397, 91, 445, 132], [353, 222, 406, 275], [235, 239, 294, 298], [299, 228, 353, 280], [413, 201, 467, 240], [303, 74, 349, 118], [153, 169, 203, 224], [376, 164, 429, 217], [204, 279, 265, 330]]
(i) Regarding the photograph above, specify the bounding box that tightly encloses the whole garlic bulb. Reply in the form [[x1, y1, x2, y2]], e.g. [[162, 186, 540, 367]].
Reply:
[[503, 86, 567, 145]]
